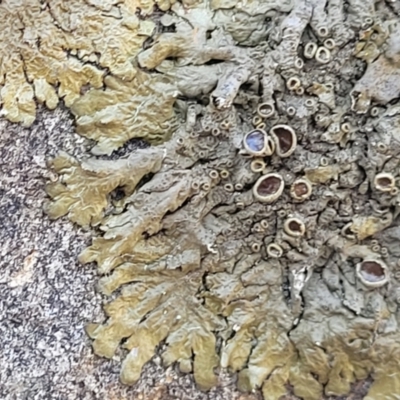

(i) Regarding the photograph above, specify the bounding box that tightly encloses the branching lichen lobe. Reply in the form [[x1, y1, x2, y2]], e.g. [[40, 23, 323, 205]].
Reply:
[[0, 0, 177, 149], [43, 0, 400, 399]]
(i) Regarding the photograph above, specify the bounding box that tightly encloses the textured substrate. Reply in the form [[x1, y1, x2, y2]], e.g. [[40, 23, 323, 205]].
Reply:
[[2, 0, 400, 399]]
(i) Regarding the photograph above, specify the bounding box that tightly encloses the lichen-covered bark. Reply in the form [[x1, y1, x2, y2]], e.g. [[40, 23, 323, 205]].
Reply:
[[41, 0, 400, 399]]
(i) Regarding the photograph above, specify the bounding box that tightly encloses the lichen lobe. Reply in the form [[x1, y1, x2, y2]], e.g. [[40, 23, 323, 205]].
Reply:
[[0, 0, 176, 150]]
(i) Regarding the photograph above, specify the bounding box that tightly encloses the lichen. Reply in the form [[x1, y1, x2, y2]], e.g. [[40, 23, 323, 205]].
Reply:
[[43, 0, 400, 399], [71, 72, 178, 155], [0, 0, 177, 150]]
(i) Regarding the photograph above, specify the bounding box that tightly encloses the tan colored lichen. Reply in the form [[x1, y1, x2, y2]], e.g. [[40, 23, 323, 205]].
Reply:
[[45, 147, 165, 227], [352, 21, 400, 113], [350, 214, 393, 241], [0, 0, 165, 130], [87, 260, 224, 390], [71, 72, 178, 154], [41, 0, 400, 399]]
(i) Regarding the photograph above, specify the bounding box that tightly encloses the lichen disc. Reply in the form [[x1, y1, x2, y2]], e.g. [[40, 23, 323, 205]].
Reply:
[[244, 129, 266, 154]]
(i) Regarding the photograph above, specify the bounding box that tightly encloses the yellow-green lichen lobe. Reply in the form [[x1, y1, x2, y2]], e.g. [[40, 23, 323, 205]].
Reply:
[[71, 73, 178, 154], [0, 0, 171, 145]]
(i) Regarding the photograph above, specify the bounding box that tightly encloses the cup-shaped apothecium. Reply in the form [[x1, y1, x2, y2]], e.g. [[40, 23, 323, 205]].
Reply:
[[253, 173, 284, 203], [356, 259, 389, 288], [270, 124, 297, 158], [243, 129, 275, 156], [257, 102, 275, 118], [267, 243, 283, 258], [290, 178, 312, 201], [284, 217, 306, 237], [341, 222, 356, 240], [374, 172, 395, 192]]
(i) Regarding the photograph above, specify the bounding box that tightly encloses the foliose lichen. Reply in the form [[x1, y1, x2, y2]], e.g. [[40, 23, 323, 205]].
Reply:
[[43, 0, 400, 399], [0, 0, 177, 151]]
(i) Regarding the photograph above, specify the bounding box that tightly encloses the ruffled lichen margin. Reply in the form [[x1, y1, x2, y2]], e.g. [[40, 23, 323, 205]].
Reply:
[[5, 0, 400, 398], [0, 0, 177, 150]]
